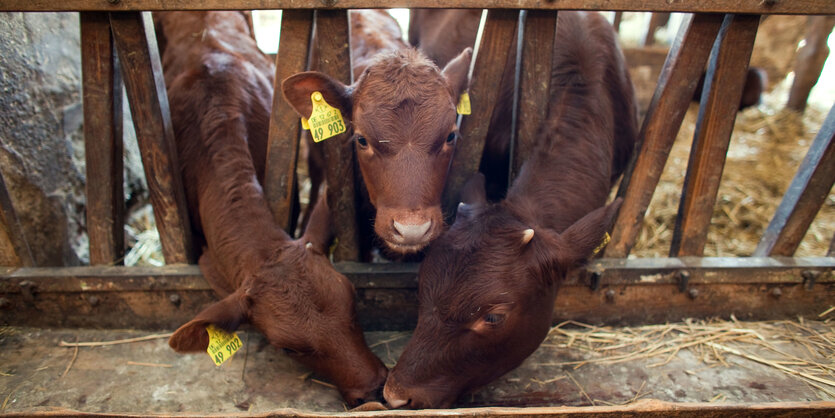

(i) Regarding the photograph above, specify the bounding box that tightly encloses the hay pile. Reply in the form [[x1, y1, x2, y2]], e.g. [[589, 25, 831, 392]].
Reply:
[[537, 314, 835, 398], [631, 84, 834, 258]]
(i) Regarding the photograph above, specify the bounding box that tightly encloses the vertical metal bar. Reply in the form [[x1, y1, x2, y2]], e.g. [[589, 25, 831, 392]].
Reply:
[[316, 9, 359, 261], [607, 13, 724, 258], [265, 10, 314, 234], [670, 14, 760, 257], [110, 11, 194, 264], [81, 12, 125, 266], [443, 9, 519, 211], [507, 11, 525, 186], [754, 104, 835, 256]]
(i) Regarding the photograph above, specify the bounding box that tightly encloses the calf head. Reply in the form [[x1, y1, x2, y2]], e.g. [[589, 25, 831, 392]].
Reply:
[[384, 178, 621, 408], [282, 47, 472, 254], [169, 198, 387, 406]]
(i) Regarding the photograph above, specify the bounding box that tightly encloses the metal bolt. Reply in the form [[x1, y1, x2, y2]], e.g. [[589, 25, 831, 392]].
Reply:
[[19, 280, 37, 303], [88, 296, 100, 307], [802, 270, 820, 290], [589, 271, 602, 290], [770, 287, 782, 298], [169, 294, 182, 307], [677, 271, 691, 292], [687, 288, 699, 300], [605, 289, 616, 303]]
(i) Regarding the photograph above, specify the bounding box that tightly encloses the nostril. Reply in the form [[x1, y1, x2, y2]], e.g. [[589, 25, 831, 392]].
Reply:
[[392, 220, 432, 241], [354, 398, 365, 406]]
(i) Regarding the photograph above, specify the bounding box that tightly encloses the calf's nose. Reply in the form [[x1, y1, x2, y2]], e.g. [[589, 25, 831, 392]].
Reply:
[[383, 382, 409, 409], [392, 220, 432, 241]]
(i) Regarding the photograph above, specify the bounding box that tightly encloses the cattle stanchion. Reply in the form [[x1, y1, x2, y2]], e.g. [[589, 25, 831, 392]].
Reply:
[[81, 12, 125, 266]]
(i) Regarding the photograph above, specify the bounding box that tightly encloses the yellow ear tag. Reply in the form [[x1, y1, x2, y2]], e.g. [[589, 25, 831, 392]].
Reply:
[[456, 92, 471, 115], [591, 232, 611, 257], [206, 324, 243, 366], [301, 117, 310, 130], [308, 91, 346, 143]]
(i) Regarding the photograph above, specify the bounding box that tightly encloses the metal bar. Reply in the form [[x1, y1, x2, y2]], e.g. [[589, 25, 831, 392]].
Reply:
[[110, 11, 194, 264], [513, 9, 557, 180], [607, 14, 724, 258], [81, 12, 125, 266], [753, 104, 835, 256], [444, 9, 518, 212], [315, 9, 359, 261], [670, 14, 760, 257], [2, 0, 834, 14], [264, 10, 314, 233]]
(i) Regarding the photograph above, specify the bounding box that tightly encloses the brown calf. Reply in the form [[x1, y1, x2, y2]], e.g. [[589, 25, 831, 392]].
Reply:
[[154, 11, 386, 406], [282, 10, 472, 256], [384, 11, 637, 408]]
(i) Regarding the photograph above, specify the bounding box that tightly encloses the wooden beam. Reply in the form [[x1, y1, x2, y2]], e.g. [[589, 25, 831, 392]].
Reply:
[[670, 14, 760, 257], [0, 258, 831, 330], [444, 9, 518, 211], [2, 0, 834, 15], [264, 10, 313, 233], [315, 9, 359, 261], [513, 10, 557, 179], [607, 14, 724, 258], [81, 12, 125, 266], [753, 104, 835, 256], [110, 11, 193, 264], [0, 171, 34, 267]]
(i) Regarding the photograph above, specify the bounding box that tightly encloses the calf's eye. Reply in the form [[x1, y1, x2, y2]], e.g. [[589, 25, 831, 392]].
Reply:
[[356, 135, 368, 148], [483, 313, 505, 325], [446, 132, 457, 145]]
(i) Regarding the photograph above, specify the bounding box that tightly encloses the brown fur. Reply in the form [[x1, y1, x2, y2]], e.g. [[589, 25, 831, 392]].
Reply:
[[282, 10, 472, 257], [154, 11, 386, 406], [384, 12, 637, 409]]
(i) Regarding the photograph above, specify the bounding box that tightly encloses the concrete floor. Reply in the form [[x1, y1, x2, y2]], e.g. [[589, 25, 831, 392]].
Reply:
[[0, 325, 830, 415]]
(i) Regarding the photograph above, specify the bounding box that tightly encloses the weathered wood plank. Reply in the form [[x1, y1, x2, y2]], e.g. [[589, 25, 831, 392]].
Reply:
[[0, 171, 34, 267], [669, 14, 760, 257], [786, 15, 835, 112], [444, 9, 518, 211], [81, 12, 125, 266], [110, 11, 193, 264], [513, 9, 557, 179], [0, 258, 832, 330], [753, 104, 835, 256], [607, 14, 724, 258], [264, 10, 313, 233], [2, 0, 834, 14], [315, 9, 359, 261]]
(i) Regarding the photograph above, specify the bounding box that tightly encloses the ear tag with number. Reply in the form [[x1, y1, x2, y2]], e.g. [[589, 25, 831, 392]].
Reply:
[[456, 91, 471, 115], [206, 324, 242, 366], [301, 117, 310, 130], [307, 91, 346, 143], [591, 232, 611, 257]]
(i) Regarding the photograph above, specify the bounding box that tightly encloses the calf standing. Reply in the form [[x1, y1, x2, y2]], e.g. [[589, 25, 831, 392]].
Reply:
[[384, 11, 637, 408], [155, 11, 386, 406], [282, 10, 472, 257]]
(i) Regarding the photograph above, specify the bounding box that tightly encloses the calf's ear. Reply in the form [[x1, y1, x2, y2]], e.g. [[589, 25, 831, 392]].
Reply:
[[282, 71, 353, 120], [556, 198, 622, 267], [168, 290, 249, 353], [301, 187, 333, 254], [442, 47, 472, 98]]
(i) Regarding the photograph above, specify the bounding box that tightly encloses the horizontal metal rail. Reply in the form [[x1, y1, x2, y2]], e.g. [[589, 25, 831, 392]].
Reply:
[[2, 0, 834, 14]]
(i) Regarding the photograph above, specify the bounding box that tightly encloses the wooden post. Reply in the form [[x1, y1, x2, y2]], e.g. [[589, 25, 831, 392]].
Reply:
[[315, 10, 359, 261], [0, 171, 34, 267], [444, 9, 519, 211], [670, 14, 760, 257], [110, 11, 193, 264], [264, 10, 314, 233], [753, 104, 835, 256], [612, 11, 623, 32], [786, 15, 835, 112], [81, 12, 125, 266], [607, 14, 724, 258], [644, 12, 671, 46], [513, 10, 557, 179]]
